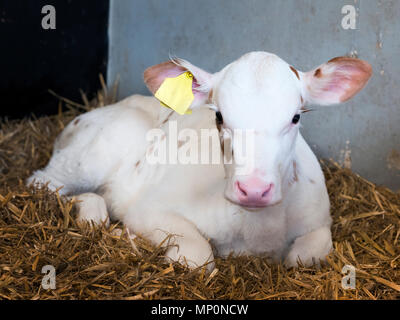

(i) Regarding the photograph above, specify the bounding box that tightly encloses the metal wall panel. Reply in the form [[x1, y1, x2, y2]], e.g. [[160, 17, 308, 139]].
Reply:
[[108, 0, 400, 189]]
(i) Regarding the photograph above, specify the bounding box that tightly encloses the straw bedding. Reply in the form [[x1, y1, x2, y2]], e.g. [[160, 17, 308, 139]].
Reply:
[[0, 84, 399, 300]]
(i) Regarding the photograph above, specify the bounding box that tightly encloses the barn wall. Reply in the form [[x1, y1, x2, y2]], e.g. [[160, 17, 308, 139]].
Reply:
[[108, 0, 400, 190]]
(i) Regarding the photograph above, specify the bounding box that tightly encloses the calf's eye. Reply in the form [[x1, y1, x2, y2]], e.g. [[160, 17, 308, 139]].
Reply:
[[292, 114, 300, 124], [216, 111, 224, 125]]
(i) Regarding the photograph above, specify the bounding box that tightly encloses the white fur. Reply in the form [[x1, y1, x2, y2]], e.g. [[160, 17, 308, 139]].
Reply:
[[27, 52, 371, 269], [72, 193, 110, 226]]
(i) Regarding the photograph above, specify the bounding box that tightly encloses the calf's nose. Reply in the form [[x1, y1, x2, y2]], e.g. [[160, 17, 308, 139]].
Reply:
[[235, 178, 273, 207]]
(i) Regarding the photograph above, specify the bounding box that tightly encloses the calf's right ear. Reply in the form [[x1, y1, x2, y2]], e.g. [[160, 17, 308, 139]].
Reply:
[[144, 59, 215, 109], [301, 57, 372, 106]]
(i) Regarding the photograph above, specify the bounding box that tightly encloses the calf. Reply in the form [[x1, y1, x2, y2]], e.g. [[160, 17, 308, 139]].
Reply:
[[27, 52, 372, 269]]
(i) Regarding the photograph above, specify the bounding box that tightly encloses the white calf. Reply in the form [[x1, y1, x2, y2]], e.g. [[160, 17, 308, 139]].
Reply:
[[27, 52, 372, 269]]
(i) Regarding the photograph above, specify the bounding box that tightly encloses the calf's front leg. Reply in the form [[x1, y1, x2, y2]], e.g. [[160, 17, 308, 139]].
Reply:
[[284, 226, 332, 267], [123, 211, 215, 271], [72, 193, 110, 227]]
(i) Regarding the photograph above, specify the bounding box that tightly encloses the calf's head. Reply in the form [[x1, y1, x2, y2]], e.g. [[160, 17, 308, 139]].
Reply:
[[144, 52, 372, 208]]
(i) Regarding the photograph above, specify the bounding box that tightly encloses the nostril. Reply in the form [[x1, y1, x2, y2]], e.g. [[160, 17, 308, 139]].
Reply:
[[236, 181, 247, 197], [262, 190, 268, 198], [261, 184, 273, 198]]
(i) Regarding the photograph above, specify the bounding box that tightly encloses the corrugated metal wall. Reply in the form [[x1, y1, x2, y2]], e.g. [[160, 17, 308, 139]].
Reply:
[[108, 0, 400, 190]]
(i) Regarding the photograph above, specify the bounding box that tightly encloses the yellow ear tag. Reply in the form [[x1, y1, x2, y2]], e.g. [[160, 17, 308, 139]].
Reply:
[[155, 71, 194, 115]]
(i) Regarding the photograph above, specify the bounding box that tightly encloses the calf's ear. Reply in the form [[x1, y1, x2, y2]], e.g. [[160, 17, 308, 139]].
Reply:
[[301, 57, 372, 106], [144, 58, 214, 109]]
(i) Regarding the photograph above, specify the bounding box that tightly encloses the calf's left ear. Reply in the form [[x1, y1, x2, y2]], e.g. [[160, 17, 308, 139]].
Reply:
[[301, 57, 372, 106], [143, 58, 214, 109]]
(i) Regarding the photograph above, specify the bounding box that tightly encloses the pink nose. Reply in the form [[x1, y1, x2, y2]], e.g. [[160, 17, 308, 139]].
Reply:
[[235, 178, 273, 207]]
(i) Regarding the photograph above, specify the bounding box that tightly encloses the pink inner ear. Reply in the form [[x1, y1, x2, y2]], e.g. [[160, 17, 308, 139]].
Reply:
[[334, 63, 372, 102], [144, 61, 185, 94], [144, 61, 203, 96], [307, 58, 372, 104]]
